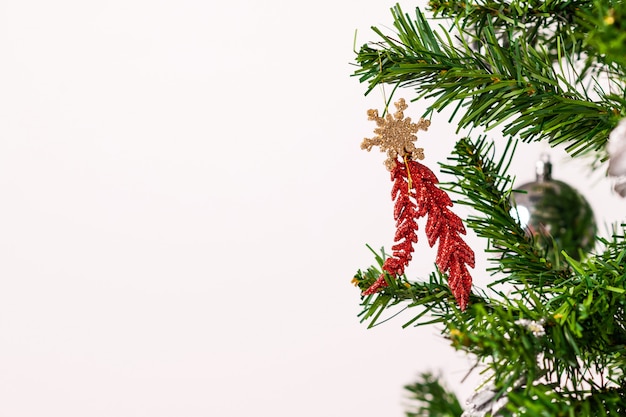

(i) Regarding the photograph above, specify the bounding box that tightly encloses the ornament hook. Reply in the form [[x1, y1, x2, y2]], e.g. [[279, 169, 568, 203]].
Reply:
[[535, 153, 552, 182]]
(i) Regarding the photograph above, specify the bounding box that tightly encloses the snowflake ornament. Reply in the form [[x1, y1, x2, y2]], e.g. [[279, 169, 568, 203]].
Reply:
[[361, 98, 430, 170]]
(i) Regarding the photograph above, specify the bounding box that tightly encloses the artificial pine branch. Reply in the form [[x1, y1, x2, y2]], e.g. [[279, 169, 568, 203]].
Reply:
[[403, 372, 464, 417], [351, 2, 626, 415], [354, 134, 626, 413], [353, 249, 456, 329], [353, 250, 490, 329], [353, 4, 621, 156], [428, 0, 586, 54], [440, 136, 566, 284]]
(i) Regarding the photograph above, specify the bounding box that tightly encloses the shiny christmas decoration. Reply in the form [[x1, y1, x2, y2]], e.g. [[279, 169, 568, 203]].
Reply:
[[607, 117, 626, 197], [360, 99, 475, 310], [461, 382, 508, 417], [511, 155, 596, 260]]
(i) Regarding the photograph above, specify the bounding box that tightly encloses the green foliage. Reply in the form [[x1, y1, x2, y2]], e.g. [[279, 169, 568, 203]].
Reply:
[[353, 3, 624, 157], [404, 372, 464, 417], [428, 0, 586, 58], [578, 0, 626, 69], [352, 245, 467, 329], [355, 137, 626, 414], [440, 136, 561, 280], [352, 1, 626, 416]]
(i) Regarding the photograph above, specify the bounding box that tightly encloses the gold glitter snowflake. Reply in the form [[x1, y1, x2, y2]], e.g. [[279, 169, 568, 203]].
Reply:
[[361, 98, 431, 170]]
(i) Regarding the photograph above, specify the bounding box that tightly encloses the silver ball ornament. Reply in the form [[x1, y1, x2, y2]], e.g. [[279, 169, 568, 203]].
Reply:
[[511, 155, 596, 261]]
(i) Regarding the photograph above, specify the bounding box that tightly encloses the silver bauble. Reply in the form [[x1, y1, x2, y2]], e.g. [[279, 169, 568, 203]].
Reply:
[[511, 155, 596, 261]]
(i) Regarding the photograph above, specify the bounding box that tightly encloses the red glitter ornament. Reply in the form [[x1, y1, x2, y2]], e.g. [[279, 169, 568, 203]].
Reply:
[[362, 157, 475, 310], [360, 99, 474, 310]]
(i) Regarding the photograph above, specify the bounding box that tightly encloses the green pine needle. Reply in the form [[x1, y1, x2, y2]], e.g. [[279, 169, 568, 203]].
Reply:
[[404, 372, 464, 417], [353, 4, 623, 157]]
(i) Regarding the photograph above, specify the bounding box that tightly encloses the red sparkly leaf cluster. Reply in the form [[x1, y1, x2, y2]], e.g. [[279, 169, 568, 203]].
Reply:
[[363, 158, 475, 310]]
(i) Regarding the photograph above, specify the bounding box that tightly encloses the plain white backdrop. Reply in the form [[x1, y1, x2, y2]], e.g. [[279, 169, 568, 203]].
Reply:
[[0, 1, 624, 416]]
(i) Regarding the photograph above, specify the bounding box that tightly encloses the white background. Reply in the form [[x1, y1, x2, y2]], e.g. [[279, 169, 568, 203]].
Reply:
[[0, 1, 623, 416]]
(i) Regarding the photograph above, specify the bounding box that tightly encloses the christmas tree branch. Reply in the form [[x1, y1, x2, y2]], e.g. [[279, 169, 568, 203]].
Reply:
[[429, 0, 583, 24], [353, 246, 462, 328], [354, 136, 626, 404], [351, 2, 626, 415], [440, 135, 566, 285], [353, 184, 626, 415], [439, 136, 626, 404], [353, 245, 492, 328], [428, 0, 585, 51], [506, 382, 626, 415], [353, 4, 619, 156], [403, 372, 464, 417], [445, 230, 626, 413], [577, 0, 626, 70]]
